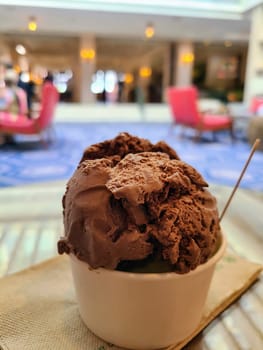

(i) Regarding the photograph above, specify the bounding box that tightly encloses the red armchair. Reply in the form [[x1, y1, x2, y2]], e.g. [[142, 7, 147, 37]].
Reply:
[[167, 86, 233, 141], [0, 82, 59, 144]]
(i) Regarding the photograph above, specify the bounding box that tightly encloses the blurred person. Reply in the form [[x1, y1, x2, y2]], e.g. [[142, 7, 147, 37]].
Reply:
[[30, 71, 56, 118], [0, 69, 28, 145], [134, 77, 145, 120], [128, 75, 145, 118], [17, 72, 28, 92], [0, 79, 10, 111], [18, 71, 36, 117], [43, 71, 54, 84], [40, 71, 56, 96], [117, 80, 125, 103], [5, 69, 28, 115], [42, 71, 58, 98]]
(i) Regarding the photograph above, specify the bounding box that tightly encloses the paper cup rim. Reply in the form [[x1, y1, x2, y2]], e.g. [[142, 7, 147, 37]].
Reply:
[[70, 232, 226, 281]]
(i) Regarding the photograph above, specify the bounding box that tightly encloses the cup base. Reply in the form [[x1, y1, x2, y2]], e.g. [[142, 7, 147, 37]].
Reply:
[[70, 233, 226, 349]]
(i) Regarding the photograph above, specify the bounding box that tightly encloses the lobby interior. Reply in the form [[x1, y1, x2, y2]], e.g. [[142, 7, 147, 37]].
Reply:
[[0, 0, 260, 105], [0, 1, 263, 349]]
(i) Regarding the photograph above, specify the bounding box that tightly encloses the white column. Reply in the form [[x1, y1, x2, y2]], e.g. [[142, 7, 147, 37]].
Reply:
[[244, 5, 263, 103], [76, 35, 96, 104], [175, 41, 194, 87]]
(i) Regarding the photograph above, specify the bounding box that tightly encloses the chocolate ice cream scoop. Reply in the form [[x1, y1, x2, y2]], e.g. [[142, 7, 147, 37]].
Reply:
[[80, 132, 179, 163], [58, 133, 220, 273]]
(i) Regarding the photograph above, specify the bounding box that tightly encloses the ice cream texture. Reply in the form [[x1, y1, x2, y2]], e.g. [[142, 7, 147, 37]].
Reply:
[[58, 133, 220, 273]]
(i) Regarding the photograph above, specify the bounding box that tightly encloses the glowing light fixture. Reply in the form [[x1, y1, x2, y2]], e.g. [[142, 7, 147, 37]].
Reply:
[[181, 53, 195, 64], [124, 73, 134, 84], [15, 44, 26, 55], [28, 17, 37, 31], [14, 65, 21, 73], [145, 23, 155, 39], [139, 66, 152, 78], [80, 48, 96, 60]]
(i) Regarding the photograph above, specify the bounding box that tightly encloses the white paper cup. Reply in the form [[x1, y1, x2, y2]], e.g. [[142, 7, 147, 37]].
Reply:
[[70, 233, 226, 350]]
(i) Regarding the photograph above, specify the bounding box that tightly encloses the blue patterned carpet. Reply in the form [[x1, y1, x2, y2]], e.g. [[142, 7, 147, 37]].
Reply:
[[0, 122, 262, 191]]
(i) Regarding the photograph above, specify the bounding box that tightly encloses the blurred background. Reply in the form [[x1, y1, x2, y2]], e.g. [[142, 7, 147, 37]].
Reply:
[[0, 0, 260, 106]]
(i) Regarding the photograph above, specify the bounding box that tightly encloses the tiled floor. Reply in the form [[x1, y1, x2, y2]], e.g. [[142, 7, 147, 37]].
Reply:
[[0, 181, 263, 349], [0, 181, 65, 277]]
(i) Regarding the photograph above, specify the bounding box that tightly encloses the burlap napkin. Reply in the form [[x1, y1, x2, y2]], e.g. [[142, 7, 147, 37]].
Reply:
[[0, 252, 262, 350]]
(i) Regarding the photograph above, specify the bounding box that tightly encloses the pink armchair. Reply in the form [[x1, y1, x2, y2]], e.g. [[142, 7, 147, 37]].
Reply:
[[0, 82, 59, 144], [167, 86, 233, 141]]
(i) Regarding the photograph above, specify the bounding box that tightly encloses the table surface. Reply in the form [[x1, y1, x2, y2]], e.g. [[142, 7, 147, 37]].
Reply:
[[0, 181, 262, 350]]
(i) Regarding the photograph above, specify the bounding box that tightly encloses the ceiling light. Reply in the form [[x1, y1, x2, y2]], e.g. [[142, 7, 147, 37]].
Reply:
[[80, 48, 96, 60], [15, 44, 26, 55], [139, 66, 152, 78], [124, 73, 134, 84], [145, 23, 155, 39], [28, 17, 37, 31], [181, 53, 195, 64]]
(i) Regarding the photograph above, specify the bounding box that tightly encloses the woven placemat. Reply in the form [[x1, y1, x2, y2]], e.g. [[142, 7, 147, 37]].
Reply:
[[0, 252, 262, 350]]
